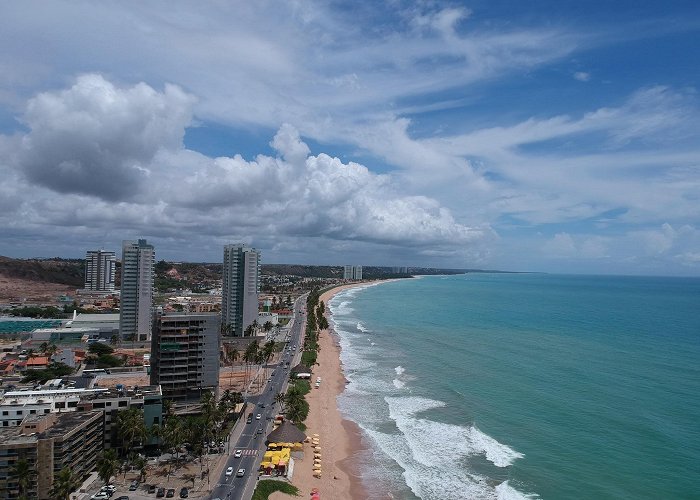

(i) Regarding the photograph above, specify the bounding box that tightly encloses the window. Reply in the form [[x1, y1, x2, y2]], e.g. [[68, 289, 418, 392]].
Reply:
[[16, 410, 22, 415], [30, 410, 36, 414], [2, 411, 7, 416]]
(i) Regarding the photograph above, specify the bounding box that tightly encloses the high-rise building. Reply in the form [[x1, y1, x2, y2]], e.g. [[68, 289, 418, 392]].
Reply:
[[84, 250, 116, 291], [222, 244, 260, 336], [0, 411, 103, 499], [344, 265, 363, 280], [120, 239, 155, 341], [150, 313, 220, 401]]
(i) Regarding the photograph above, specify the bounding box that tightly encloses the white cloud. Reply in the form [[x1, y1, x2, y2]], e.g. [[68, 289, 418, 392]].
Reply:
[[574, 71, 591, 81], [15, 74, 195, 200], [0, 75, 489, 264]]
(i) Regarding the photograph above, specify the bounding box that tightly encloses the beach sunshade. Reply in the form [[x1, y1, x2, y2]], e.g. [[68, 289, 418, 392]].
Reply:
[[313, 433, 319, 437]]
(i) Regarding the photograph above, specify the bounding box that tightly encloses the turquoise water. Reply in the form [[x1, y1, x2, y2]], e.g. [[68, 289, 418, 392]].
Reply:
[[330, 274, 700, 500]]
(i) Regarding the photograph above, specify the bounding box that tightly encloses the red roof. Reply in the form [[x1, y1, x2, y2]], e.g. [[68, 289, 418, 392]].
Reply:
[[26, 356, 49, 367]]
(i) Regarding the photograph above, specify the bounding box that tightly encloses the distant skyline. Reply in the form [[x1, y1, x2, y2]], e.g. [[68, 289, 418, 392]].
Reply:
[[0, 1, 699, 276]]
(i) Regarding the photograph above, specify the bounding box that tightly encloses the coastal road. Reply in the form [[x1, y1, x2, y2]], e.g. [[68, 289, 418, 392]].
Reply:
[[210, 294, 307, 500]]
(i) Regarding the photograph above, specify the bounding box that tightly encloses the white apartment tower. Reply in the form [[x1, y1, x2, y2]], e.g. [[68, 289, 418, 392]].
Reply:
[[84, 250, 116, 291], [120, 239, 155, 341], [222, 244, 260, 336], [344, 265, 363, 280]]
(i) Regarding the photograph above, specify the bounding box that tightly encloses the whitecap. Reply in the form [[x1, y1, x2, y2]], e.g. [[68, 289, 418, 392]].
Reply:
[[495, 481, 540, 499], [393, 379, 406, 389], [395, 366, 406, 376], [468, 426, 524, 467], [357, 321, 370, 332]]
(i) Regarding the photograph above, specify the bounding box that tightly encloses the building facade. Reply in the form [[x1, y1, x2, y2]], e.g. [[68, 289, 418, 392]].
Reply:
[[221, 244, 260, 336], [84, 250, 116, 292], [343, 265, 363, 280], [150, 313, 220, 401], [120, 239, 155, 341], [0, 411, 103, 499]]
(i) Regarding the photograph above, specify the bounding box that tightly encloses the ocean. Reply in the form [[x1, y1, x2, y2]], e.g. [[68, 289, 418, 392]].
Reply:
[[329, 274, 700, 500]]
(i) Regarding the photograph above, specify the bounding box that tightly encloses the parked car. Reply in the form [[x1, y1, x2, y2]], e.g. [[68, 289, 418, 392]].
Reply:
[[129, 480, 139, 491], [90, 494, 109, 500], [115, 497, 130, 500], [166, 489, 175, 498], [157, 487, 165, 497], [179, 488, 189, 498], [148, 485, 156, 494], [225, 466, 234, 476]]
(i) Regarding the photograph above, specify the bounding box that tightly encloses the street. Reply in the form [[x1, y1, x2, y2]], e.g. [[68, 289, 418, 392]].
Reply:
[[209, 294, 307, 500]]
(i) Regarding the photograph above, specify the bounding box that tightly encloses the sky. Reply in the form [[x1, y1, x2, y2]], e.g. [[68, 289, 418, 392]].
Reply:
[[1, 1, 699, 276]]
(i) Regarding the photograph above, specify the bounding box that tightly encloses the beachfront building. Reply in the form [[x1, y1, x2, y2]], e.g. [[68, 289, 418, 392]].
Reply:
[[0, 411, 103, 499], [150, 313, 220, 401], [120, 239, 155, 342], [343, 265, 363, 280], [84, 250, 117, 292], [222, 244, 260, 336]]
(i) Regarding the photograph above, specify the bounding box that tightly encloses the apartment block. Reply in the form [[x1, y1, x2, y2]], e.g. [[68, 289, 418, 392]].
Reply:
[[150, 313, 220, 401]]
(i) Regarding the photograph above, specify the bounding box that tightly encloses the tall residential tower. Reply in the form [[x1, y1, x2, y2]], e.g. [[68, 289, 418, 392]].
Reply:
[[84, 250, 116, 291], [120, 239, 155, 341], [222, 244, 260, 336]]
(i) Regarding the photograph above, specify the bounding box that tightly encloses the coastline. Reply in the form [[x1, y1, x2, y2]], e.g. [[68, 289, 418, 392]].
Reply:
[[272, 280, 395, 500]]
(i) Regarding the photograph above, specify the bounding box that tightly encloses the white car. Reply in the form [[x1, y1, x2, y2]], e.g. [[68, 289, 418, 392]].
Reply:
[[234, 449, 242, 458], [225, 466, 234, 476], [236, 468, 245, 477], [91, 494, 109, 500], [255, 413, 261, 420]]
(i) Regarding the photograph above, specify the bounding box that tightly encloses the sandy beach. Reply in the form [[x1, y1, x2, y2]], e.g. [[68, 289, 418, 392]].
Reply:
[[271, 282, 376, 500]]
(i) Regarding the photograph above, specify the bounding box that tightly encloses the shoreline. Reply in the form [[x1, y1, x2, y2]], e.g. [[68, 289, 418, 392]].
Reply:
[[273, 280, 398, 500]]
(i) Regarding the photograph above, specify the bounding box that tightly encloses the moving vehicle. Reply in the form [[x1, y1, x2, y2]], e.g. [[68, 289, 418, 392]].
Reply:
[[256, 427, 263, 434], [225, 466, 234, 476], [234, 449, 242, 458], [236, 468, 245, 477], [255, 413, 261, 420]]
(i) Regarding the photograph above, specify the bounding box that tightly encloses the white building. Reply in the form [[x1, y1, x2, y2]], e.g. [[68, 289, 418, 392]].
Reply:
[[222, 244, 260, 336], [84, 250, 116, 292], [120, 239, 155, 341], [344, 265, 363, 280]]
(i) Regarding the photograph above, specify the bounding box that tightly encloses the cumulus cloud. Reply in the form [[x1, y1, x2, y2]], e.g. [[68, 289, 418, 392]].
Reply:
[[574, 71, 590, 81], [15, 74, 195, 200], [0, 75, 487, 264]]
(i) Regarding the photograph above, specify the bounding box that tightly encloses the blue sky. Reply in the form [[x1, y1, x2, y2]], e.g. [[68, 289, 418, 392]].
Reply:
[[0, 1, 699, 275]]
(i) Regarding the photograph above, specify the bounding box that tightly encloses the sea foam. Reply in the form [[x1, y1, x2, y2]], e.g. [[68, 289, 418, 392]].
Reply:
[[355, 396, 531, 499]]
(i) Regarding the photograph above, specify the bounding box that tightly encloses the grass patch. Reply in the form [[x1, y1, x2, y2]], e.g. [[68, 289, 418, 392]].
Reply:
[[252, 479, 299, 499], [289, 379, 311, 395], [301, 350, 317, 367]]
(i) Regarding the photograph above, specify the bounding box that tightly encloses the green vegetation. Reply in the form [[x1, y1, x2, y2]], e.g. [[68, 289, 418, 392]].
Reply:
[[88, 342, 114, 355], [21, 362, 74, 383], [4, 306, 62, 318], [252, 479, 299, 500]]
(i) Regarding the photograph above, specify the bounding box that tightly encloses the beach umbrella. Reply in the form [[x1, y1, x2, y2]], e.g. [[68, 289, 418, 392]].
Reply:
[[313, 433, 319, 437]]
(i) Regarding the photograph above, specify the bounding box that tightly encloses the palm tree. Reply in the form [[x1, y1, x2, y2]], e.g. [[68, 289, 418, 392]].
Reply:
[[262, 340, 276, 364], [49, 467, 78, 500], [275, 392, 286, 412], [39, 342, 49, 355], [96, 449, 119, 485], [11, 458, 35, 500], [132, 455, 148, 482], [243, 341, 259, 390], [116, 407, 146, 453]]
